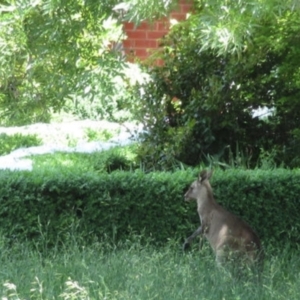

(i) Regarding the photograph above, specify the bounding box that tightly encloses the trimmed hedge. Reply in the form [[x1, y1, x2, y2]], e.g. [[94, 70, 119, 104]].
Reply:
[[0, 168, 299, 247]]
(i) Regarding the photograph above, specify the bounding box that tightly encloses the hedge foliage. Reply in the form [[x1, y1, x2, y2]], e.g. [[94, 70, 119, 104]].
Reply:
[[0, 168, 299, 248]]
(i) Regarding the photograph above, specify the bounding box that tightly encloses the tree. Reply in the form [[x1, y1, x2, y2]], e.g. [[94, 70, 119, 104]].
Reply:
[[190, 0, 300, 56], [0, 0, 175, 125]]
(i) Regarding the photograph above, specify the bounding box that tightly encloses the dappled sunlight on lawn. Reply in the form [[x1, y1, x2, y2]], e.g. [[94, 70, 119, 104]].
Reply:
[[0, 120, 143, 171]]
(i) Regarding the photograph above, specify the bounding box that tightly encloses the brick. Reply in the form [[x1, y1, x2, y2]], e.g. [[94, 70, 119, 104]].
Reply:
[[122, 0, 193, 62], [180, 4, 193, 13], [123, 39, 135, 48], [123, 21, 154, 31], [156, 21, 170, 31], [147, 31, 166, 39], [135, 21, 155, 31], [123, 22, 135, 31], [124, 49, 135, 57], [126, 30, 147, 39], [135, 48, 148, 57], [135, 39, 158, 48], [170, 12, 187, 20]]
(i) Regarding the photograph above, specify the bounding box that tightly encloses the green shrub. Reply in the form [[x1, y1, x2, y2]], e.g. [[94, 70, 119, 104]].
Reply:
[[0, 168, 299, 249], [0, 133, 42, 155], [0, 168, 196, 248], [91, 147, 133, 172], [133, 10, 300, 169]]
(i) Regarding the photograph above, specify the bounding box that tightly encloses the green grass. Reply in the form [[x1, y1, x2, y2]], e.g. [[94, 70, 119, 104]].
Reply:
[[0, 121, 122, 156], [85, 127, 118, 142], [0, 236, 300, 300], [29, 145, 138, 172], [0, 133, 42, 156]]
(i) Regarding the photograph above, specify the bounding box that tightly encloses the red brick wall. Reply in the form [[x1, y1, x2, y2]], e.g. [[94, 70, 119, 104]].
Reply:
[[123, 0, 193, 64]]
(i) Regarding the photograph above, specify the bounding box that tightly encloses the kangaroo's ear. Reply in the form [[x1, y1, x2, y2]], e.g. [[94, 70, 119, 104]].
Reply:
[[206, 169, 213, 180], [198, 169, 213, 182], [198, 170, 207, 182]]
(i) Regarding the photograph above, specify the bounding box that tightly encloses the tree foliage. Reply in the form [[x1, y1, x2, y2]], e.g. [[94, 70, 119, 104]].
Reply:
[[0, 0, 174, 125], [133, 0, 300, 169], [191, 0, 300, 56]]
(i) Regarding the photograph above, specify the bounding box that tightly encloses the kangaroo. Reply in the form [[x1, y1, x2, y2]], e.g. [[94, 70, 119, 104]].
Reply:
[[183, 170, 263, 270]]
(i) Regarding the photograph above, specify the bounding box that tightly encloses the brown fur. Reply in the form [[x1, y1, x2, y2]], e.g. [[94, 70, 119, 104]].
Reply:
[[183, 170, 263, 269]]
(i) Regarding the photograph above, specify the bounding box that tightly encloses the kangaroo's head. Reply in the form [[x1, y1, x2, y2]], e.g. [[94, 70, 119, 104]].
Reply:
[[184, 170, 213, 202]]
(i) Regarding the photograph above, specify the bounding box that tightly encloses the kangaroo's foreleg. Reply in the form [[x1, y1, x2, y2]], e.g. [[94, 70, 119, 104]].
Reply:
[[183, 226, 203, 251]]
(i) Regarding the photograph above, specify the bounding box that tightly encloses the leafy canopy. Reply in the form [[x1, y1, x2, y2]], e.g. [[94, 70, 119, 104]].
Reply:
[[0, 0, 174, 125]]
